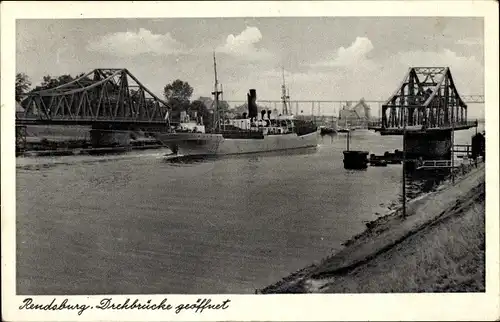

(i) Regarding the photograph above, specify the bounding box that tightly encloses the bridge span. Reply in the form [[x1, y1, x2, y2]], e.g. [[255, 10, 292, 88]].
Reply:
[[17, 68, 173, 147], [368, 67, 480, 161]]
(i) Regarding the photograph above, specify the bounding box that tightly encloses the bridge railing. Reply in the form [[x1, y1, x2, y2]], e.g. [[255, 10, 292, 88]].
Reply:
[[17, 115, 171, 124], [420, 160, 453, 168], [369, 119, 478, 130], [420, 120, 478, 129], [454, 144, 472, 154], [416, 155, 480, 169]]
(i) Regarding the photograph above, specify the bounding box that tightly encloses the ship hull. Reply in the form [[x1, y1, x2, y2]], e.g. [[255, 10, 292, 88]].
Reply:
[[157, 130, 320, 156]]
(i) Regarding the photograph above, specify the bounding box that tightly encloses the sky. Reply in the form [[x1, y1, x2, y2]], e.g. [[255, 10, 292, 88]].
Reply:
[[16, 17, 484, 117]]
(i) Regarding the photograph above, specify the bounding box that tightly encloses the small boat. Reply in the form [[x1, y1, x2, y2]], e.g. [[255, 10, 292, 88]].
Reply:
[[343, 150, 369, 169], [320, 126, 337, 135], [337, 121, 352, 133], [342, 129, 368, 169], [369, 154, 388, 167]]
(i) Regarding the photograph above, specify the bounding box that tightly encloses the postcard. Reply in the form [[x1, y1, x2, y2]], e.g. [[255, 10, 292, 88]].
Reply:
[[1, 1, 499, 321]]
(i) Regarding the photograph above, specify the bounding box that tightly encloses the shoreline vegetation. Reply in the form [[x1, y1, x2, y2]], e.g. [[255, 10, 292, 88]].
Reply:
[[259, 163, 485, 293]]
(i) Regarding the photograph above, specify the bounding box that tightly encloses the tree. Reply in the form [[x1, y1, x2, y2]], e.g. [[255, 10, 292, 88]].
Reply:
[[214, 100, 230, 119], [16, 73, 31, 102], [39, 74, 74, 90], [30, 74, 94, 94], [163, 79, 193, 106], [40, 75, 56, 89], [25, 73, 95, 110]]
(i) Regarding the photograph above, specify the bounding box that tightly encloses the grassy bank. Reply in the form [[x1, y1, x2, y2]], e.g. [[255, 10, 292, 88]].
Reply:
[[259, 164, 485, 293]]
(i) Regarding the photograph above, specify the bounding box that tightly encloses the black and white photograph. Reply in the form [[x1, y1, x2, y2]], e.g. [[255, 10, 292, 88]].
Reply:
[[2, 1, 499, 321]]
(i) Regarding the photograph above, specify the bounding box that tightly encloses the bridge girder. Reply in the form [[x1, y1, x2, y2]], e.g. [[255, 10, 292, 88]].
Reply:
[[381, 67, 470, 130], [18, 69, 171, 126]]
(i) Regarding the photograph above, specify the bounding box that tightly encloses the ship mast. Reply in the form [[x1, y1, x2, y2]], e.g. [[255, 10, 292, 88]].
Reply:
[[212, 52, 223, 131], [281, 67, 290, 115]]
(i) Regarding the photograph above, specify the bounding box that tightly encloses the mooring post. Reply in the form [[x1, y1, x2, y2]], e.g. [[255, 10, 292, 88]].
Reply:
[[402, 106, 406, 218], [346, 130, 350, 151], [451, 132, 455, 184]]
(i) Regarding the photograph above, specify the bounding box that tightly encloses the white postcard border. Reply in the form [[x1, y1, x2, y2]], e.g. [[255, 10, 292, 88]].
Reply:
[[1, 1, 499, 321]]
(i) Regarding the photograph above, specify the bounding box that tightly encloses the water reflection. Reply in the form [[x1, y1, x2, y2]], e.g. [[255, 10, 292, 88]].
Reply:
[[16, 125, 485, 294]]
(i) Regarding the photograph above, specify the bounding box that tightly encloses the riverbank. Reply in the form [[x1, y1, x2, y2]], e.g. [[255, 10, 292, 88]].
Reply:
[[259, 163, 485, 293], [17, 125, 165, 157]]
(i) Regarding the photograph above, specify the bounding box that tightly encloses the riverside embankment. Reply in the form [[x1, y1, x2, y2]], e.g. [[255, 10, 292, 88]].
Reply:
[[260, 163, 486, 293], [17, 125, 165, 157]]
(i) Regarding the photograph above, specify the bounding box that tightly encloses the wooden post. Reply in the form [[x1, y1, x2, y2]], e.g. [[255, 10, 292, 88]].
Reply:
[[451, 129, 455, 184], [346, 130, 350, 151], [402, 106, 406, 218]]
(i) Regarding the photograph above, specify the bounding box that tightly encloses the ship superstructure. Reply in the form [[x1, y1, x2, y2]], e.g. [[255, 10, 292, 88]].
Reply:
[[157, 56, 319, 156]]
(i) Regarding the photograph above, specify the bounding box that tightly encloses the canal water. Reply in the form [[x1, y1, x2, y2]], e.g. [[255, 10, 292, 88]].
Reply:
[[16, 125, 483, 294]]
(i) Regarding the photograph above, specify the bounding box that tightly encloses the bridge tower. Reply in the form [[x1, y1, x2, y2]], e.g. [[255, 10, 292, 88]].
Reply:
[[371, 67, 478, 161]]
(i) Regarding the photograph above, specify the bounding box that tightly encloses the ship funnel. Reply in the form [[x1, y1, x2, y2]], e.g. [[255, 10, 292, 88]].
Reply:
[[261, 109, 266, 120], [247, 89, 258, 119]]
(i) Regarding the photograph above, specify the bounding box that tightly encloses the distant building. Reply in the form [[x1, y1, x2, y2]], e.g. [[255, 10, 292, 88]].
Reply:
[[232, 103, 248, 117], [338, 99, 372, 128], [225, 109, 237, 119]]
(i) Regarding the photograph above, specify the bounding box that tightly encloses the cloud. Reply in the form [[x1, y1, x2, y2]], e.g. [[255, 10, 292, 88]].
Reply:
[[216, 26, 272, 60], [311, 37, 376, 69], [456, 37, 483, 46], [261, 68, 332, 84], [395, 48, 478, 65], [86, 28, 185, 57], [391, 48, 483, 95], [335, 37, 374, 65], [253, 47, 483, 104], [303, 37, 382, 98]]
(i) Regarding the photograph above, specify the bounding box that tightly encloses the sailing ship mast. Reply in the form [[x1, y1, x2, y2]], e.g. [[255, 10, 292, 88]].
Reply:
[[212, 52, 223, 131], [281, 67, 290, 115]]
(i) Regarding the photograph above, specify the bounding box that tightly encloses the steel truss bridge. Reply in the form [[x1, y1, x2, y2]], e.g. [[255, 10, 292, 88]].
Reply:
[[17, 68, 171, 128], [16, 67, 483, 129], [372, 67, 479, 134]]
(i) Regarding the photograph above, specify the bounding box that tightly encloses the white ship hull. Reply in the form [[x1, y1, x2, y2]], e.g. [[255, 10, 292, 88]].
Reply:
[[158, 130, 320, 156]]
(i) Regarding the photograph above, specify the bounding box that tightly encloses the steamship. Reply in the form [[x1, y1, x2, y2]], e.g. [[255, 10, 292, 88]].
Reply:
[[157, 56, 319, 156]]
